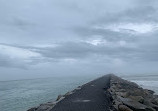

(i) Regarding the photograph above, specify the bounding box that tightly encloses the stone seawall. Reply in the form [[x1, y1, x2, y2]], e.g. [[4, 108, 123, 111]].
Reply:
[[109, 75, 158, 111]]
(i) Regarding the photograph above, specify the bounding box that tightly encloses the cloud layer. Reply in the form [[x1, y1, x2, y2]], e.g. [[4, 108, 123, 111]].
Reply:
[[0, 0, 158, 80]]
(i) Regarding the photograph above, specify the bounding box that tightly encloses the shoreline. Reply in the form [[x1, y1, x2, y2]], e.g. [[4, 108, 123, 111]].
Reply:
[[27, 74, 158, 111]]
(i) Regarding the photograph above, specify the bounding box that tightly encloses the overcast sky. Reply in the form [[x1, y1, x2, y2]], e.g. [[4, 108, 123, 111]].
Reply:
[[0, 0, 158, 80]]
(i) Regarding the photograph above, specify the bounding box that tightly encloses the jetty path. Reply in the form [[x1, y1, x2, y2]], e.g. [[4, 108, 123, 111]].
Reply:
[[51, 75, 111, 111]]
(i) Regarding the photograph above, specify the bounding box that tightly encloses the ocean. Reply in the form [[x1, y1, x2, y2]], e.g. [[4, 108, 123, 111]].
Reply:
[[121, 74, 158, 94], [0, 75, 99, 111], [0, 74, 158, 111]]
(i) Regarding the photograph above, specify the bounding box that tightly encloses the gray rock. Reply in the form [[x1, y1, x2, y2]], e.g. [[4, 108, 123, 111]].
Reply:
[[119, 97, 155, 111], [119, 89, 127, 92], [129, 96, 144, 103], [113, 100, 122, 110], [27, 107, 37, 111], [64, 91, 73, 96], [119, 104, 133, 111], [116, 92, 128, 98], [152, 98, 158, 105], [147, 90, 155, 95], [56, 95, 63, 101], [144, 100, 158, 110]]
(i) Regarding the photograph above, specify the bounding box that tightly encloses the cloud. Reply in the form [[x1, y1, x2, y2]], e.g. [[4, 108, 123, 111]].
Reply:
[[0, 39, 138, 68], [0, 44, 43, 68], [0, 0, 158, 80], [36, 41, 137, 60], [1, 33, 158, 69], [93, 5, 158, 25], [94, 23, 158, 34], [73, 5, 158, 37]]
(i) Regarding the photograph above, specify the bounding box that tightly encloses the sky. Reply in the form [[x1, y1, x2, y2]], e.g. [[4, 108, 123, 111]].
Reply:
[[0, 0, 158, 80]]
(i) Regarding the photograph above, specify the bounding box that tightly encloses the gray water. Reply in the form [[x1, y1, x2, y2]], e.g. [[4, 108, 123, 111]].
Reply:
[[0, 74, 158, 111], [121, 74, 158, 94], [0, 75, 99, 111]]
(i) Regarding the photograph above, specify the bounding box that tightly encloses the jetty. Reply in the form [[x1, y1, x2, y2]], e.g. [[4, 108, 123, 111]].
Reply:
[[28, 74, 158, 111]]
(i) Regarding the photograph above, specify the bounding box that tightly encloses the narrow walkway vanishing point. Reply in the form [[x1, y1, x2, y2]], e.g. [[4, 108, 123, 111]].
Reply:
[[50, 75, 112, 111]]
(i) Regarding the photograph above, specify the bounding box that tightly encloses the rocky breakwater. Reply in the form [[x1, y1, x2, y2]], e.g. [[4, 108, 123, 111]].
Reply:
[[109, 75, 158, 111]]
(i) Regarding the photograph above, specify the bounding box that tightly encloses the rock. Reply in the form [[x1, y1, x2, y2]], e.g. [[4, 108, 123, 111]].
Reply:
[[128, 89, 145, 96], [27, 107, 37, 111], [43, 102, 56, 106], [147, 90, 155, 95], [119, 104, 133, 111], [129, 96, 144, 103], [75, 86, 81, 90], [112, 94, 117, 100], [110, 75, 158, 111], [27, 101, 56, 111], [144, 100, 158, 110], [112, 82, 119, 85], [110, 87, 115, 92], [143, 89, 155, 98], [120, 97, 155, 111], [152, 98, 158, 105], [107, 88, 111, 92], [65, 91, 73, 96], [36, 105, 52, 111], [119, 89, 127, 92], [116, 92, 128, 98], [64, 92, 71, 96], [113, 100, 122, 110], [56, 95, 63, 101]]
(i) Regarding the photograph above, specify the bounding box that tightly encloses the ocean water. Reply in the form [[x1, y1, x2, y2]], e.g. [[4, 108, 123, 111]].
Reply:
[[0, 75, 99, 111], [0, 74, 158, 111], [121, 74, 158, 94]]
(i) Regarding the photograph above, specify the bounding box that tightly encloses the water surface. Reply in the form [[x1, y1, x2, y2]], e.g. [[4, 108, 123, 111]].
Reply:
[[121, 74, 158, 94], [0, 75, 99, 111]]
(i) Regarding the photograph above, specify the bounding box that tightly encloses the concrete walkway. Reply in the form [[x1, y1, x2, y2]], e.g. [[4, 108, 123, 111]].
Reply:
[[51, 75, 111, 111]]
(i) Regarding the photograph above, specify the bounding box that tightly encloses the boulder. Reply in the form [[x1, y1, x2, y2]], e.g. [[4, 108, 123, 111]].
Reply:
[[56, 95, 63, 101], [113, 100, 122, 110], [119, 104, 133, 111], [129, 96, 144, 103], [118, 96, 155, 111], [129, 89, 145, 96], [116, 92, 128, 98], [27, 107, 37, 111], [144, 100, 158, 110], [147, 90, 155, 95], [151, 98, 158, 105], [110, 75, 158, 111]]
